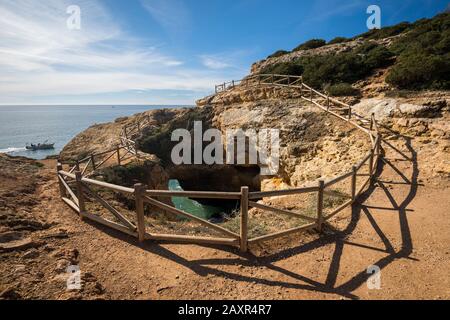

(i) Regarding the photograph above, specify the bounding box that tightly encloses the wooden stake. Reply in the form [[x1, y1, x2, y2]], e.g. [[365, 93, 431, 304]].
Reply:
[[90, 155, 96, 171], [56, 162, 65, 197], [117, 147, 121, 165], [351, 166, 357, 201], [240, 186, 249, 252], [317, 180, 324, 232], [134, 183, 147, 242], [369, 150, 374, 180], [75, 171, 86, 218]]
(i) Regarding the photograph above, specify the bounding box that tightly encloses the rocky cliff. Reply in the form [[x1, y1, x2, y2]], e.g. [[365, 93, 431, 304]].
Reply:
[[61, 14, 449, 190]]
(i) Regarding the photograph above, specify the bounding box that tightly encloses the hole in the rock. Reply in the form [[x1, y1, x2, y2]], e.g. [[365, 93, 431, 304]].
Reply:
[[167, 164, 261, 221]]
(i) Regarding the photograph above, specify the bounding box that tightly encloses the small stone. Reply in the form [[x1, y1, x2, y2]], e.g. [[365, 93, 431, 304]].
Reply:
[[23, 249, 39, 259], [55, 259, 70, 273]]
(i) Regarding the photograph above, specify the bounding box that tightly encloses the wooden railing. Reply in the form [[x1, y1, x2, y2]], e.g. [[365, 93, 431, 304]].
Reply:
[[57, 75, 382, 252]]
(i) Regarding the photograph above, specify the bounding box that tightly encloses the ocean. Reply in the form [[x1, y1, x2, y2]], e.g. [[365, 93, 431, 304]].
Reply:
[[0, 105, 186, 160]]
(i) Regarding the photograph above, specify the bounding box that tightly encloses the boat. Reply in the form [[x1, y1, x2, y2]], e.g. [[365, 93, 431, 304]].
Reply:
[[26, 140, 55, 151]]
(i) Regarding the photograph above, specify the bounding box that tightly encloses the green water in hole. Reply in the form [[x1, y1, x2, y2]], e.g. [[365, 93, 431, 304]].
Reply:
[[168, 179, 223, 220]]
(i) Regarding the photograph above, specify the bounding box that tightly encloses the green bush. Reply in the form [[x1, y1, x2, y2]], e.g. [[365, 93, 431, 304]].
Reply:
[[386, 53, 450, 89], [300, 52, 369, 88], [328, 37, 349, 45], [267, 50, 289, 59], [261, 42, 393, 89], [259, 13, 450, 91], [325, 83, 360, 96], [260, 62, 304, 76], [385, 13, 450, 89], [102, 163, 148, 187], [293, 39, 326, 51], [360, 44, 395, 69], [357, 21, 411, 40]]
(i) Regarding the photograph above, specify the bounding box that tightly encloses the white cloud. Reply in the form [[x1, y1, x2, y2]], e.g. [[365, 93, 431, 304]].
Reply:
[[140, 0, 191, 38], [200, 55, 231, 70], [0, 0, 248, 104]]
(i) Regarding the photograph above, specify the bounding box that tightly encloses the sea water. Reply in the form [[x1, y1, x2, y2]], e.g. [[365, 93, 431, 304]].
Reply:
[[0, 105, 186, 160]]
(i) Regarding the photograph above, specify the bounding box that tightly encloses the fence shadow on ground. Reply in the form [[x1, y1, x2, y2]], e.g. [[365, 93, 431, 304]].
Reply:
[[82, 131, 419, 299]]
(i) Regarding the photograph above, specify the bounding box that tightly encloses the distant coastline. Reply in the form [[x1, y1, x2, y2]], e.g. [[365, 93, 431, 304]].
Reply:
[[0, 104, 193, 160]]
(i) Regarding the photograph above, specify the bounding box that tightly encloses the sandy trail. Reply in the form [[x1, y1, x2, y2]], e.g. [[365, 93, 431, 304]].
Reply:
[[1, 134, 449, 300]]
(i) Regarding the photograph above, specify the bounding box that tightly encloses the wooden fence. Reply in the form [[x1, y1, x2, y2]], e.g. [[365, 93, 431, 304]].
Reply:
[[57, 75, 382, 252]]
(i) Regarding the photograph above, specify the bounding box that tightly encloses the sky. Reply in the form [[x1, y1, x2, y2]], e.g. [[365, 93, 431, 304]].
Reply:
[[0, 0, 448, 105]]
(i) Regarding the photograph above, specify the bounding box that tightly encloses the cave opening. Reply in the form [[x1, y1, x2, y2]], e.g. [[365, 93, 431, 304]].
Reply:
[[167, 164, 261, 221]]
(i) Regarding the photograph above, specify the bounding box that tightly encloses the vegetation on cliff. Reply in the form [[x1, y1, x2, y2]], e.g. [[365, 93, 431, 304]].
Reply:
[[261, 13, 450, 92]]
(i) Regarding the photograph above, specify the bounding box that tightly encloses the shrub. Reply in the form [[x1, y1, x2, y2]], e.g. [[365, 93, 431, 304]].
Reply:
[[300, 52, 368, 88], [328, 37, 349, 45], [357, 21, 411, 40], [325, 83, 360, 96], [386, 13, 450, 89], [267, 50, 289, 59], [293, 39, 326, 51], [261, 42, 394, 89], [102, 163, 148, 187], [362, 44, 395, 69], [260, 61, 304, 76], [386, 53, 450, 89]]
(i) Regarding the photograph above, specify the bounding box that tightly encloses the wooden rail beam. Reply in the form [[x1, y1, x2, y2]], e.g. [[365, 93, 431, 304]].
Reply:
[[240, 187, 249, 252], [317, 180, 325, 232], [134, 184, 147, 242], [248, 201, 316, 222], [75, 171, 86, 218], [143, 196, 239, 239], [56, 162, 65, 197]]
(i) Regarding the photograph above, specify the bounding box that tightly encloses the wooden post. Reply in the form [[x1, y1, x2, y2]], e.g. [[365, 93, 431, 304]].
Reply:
[[370, 113, 375, 131], [348, 107, 352, 120], [240, 186, 249, 252], [317, 180, 324, 232], [75, 160, 80, 172], [376, 134, 382, 160], [134, 184, 147, 242], [310, 87, 313, 101], [117, 147, 121, 166], [327, 95, 330, 111], [271, 74, 274, 84], [351, 165, 357, 201], [369, 150, 374, 180], [75, 171, 86, 218], [56, 162, 65, 197], [90, 155, 96, 171]]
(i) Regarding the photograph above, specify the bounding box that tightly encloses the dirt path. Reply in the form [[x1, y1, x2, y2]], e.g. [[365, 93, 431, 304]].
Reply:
[[1, 135, 449, 300]]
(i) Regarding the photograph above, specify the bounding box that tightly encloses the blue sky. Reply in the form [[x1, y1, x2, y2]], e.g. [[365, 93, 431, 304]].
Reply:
[[0, 0, 448, 105]]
